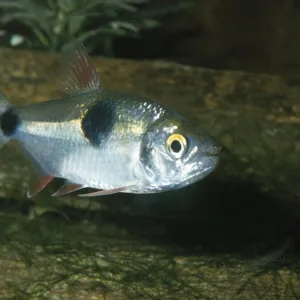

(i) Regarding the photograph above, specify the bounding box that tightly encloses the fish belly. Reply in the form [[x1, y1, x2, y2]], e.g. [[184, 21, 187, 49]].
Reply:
[[20, 134, 140, 190]]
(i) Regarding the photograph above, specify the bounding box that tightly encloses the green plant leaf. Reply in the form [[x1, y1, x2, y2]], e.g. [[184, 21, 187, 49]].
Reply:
[[0, 0, 193, 54]]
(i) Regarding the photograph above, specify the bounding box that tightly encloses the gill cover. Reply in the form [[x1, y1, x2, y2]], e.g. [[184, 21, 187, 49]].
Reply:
[[140, 116, 190, 188]]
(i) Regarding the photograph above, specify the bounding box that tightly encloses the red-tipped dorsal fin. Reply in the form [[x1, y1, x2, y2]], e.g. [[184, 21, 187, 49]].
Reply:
[[52, 182, 85, 197], [27, 175, 54, 198], [61, 40, 100, 95], [78, 186, 129, 197]]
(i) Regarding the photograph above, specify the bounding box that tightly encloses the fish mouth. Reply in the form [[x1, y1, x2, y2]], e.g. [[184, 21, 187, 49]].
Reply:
[[182, 155, 219, 186], [200, 142, 222, 158], [183, 140, 221, 163], [142, 155, 219, 193], [154, 154, 219, 193], [205, 146, 222, 157]]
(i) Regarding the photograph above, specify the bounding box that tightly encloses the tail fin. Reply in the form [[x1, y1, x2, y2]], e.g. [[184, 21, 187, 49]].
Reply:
[[0, 92, 14, 149]]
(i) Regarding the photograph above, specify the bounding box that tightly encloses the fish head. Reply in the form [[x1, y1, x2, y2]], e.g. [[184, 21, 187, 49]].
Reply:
[[139, 112, 221, 192]]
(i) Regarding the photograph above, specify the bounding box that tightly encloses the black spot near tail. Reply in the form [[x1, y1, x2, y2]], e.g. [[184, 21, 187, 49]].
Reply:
[[0, 108, 20, 136], [81, 100, 115, 146]]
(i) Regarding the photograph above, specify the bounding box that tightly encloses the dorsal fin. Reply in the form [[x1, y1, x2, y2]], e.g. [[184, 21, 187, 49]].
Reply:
[[61, 41, 100, 95]]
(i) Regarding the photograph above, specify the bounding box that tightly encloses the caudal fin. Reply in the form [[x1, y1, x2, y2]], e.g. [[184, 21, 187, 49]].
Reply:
[[0, 92, 15, 149]]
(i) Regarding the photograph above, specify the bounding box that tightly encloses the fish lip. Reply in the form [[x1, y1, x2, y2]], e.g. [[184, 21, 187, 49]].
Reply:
[[202, 144, 222, 157], [208, 146, 222, 156], [178, 155, 219, 188]]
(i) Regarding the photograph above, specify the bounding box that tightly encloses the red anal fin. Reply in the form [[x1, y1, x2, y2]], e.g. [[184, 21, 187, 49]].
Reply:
[[27, 175, 54, 198], [52, 183, 85, 197], [78, 186, 129, 197]]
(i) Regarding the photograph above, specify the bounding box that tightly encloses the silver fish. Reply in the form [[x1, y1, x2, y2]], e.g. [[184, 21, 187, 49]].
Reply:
[[0, 41, 221, 198]]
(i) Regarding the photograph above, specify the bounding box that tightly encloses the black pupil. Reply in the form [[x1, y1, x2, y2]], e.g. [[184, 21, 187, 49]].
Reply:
[[170, 140, 182, 153]]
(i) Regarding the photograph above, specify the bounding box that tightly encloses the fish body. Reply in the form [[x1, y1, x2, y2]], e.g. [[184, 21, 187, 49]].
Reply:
[[0, 41, 221, 197]]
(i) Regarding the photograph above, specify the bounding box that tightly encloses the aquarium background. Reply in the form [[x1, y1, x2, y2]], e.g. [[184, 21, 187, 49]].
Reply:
[[0, 1, 299, 299], [1, 0, 300, 76]]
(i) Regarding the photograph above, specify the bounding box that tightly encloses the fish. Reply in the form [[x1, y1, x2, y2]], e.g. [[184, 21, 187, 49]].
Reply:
[[0, 41, 221, 198]]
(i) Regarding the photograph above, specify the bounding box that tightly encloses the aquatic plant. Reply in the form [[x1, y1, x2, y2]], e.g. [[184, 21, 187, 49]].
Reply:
[[0, 0, 192, 55]]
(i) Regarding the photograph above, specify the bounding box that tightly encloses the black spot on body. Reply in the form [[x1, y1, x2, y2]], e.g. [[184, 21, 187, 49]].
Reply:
[[81, 100, 115, 146], [0, 108, 20, 136]]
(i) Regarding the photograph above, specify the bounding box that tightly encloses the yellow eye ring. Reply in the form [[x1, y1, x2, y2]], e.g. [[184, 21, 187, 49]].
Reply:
[[166, 133, 187, 158]]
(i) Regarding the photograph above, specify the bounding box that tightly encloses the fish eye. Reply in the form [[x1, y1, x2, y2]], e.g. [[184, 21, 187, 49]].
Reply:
[[166, 133, 187, 158]]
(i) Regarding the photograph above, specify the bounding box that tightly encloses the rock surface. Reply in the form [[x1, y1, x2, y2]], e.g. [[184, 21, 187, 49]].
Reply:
[[0, 47, 299, 299]]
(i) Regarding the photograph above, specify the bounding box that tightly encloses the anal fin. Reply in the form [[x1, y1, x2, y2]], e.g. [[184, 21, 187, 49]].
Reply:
[[78, 186, 129, 197], [27, 175, 54, 198], [52, 182, 85, 197]]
